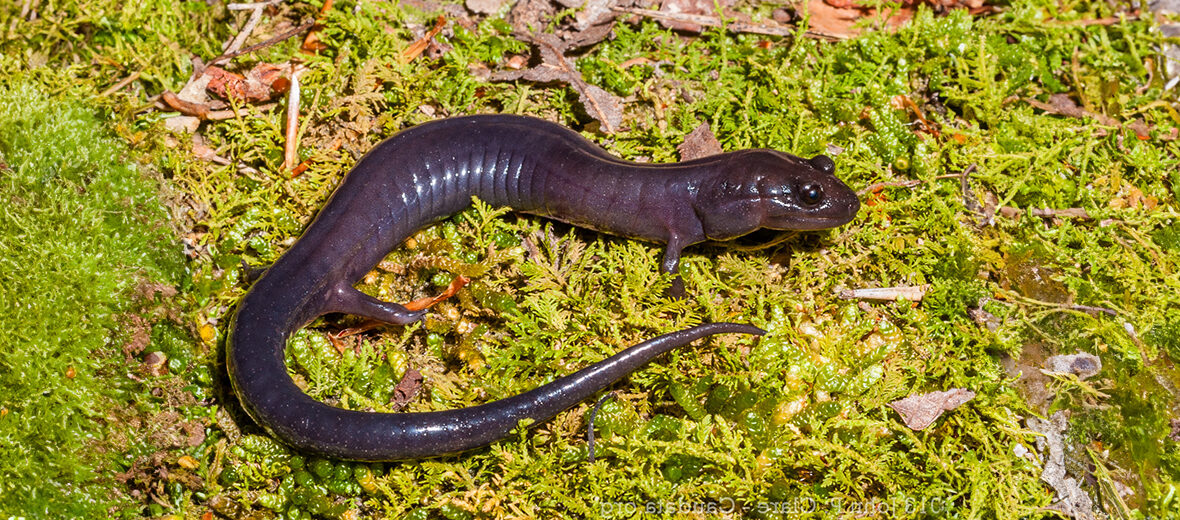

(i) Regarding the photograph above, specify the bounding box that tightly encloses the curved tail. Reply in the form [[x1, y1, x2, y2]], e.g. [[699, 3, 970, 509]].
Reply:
[[229, 314, 764, 461]]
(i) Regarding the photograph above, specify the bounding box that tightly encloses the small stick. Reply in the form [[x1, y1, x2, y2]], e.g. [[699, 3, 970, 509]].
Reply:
[[223, 4, 265, 56], [283, 64, 304, 171], [587, 392, 618, 463], [840, 285, 929, 302], [959, 164, 981, 215], [404, 275, 471, 312], [226, 0, 283, 10], [209, 20, 316, 66], [611, 7, 845, 40], [998, 207, 1091, 220], [207, 102, 277, 120], [99, 70, 141, 97], [161, 91, 211, 119], [290, 137, 342, 178]]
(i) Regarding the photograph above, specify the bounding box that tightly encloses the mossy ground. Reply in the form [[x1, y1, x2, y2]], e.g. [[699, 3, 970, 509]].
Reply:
[[1, 0, 1178, 518]]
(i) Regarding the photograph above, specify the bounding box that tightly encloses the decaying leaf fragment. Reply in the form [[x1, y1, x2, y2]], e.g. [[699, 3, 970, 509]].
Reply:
[[491, 33, 623, 133], [1025, 93, 1151, 140], [205, 63, 290, 102], [677, 122, 723, 160], [392, 368, 424, 410], [658, 0, 731, 33], [888, 388, 975, 430]]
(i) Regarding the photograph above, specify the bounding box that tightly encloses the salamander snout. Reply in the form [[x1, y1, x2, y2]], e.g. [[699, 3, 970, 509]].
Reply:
[[756, 154, 860, 231]]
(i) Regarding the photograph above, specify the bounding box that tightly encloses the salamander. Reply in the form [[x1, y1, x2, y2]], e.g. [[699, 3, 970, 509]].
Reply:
[[227, 115, 860, 461]]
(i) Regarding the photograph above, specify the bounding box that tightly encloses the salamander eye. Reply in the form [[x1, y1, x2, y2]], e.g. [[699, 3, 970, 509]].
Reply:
[[800, 183, 824, 206]]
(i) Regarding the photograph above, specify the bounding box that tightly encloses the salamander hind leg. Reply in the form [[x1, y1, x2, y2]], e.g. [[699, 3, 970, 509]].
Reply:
[[326, 285, 427, 325]]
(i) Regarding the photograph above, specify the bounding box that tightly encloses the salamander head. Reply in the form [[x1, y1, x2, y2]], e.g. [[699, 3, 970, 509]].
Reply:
[[693, 150, 860, 240]]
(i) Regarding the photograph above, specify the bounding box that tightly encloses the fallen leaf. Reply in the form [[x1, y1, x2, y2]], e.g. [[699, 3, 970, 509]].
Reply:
[[400, 16, 447, 64], [492, 33, 624, 133], [509, 0, 554, 34], [1025, 94, 1150, 140], [205, 63, 289, 102], [805, 0, 913, 38], [678, 122, 723, 160], [511, 0, 620, 48], [888, 388, 975, 430], [658, 0, 731, 32], [392, 368, 424, 409]]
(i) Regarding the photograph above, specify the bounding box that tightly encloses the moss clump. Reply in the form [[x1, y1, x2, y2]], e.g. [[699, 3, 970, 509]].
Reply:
[[0, 81, 183, 517]]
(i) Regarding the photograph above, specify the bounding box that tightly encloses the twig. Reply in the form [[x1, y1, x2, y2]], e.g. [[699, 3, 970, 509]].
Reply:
[[840, 285, 930, 302], [161, 91, 210, 119], [283, 64, 304, 171], [226, 0, 283, 10], [998, 207, 1091, 220], [223, 4, 266, 56], [1048, 15, 1139, 27], [894, 95, 939, 138], [208, 20, 316, 66], [99, 71, 141, 97], [959, 164, 982, 215], [208, 103, 277, 120], [611, 7, 845, 40]]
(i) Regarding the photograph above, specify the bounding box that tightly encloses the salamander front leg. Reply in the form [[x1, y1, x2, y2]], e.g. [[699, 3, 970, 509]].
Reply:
[[661, 239, 687, 299]]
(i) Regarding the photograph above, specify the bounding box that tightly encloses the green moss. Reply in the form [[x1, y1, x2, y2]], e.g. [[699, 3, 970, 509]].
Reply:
[[0, 81, 184, 516]]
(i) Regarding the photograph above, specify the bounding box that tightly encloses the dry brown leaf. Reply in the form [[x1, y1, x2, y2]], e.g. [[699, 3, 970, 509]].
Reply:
[[205, 63, 289, 102], [1026, 94, 1157, 140], [806, 0, 914, 38], [392, 368, 424, 409], [400, 16, 447, 64], [511, 0, 621, 48], [678, 122, 723, 160], [888, 388, 975, 430], [492, 33, 624, 133]]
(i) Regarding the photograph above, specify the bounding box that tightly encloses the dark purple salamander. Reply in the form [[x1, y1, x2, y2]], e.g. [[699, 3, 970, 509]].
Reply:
[[227, 115, 859, 461]]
